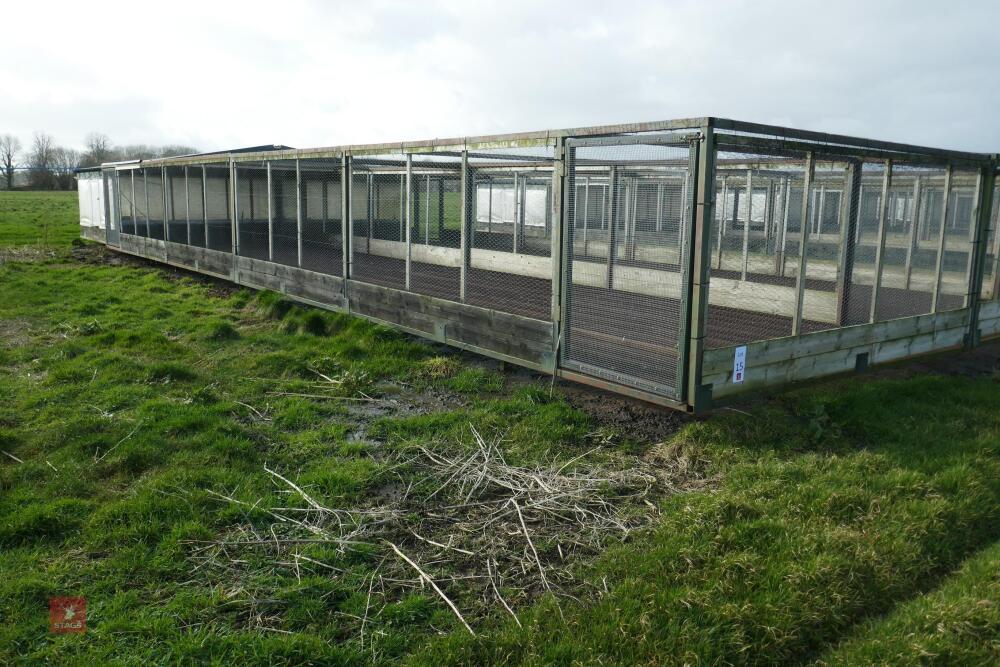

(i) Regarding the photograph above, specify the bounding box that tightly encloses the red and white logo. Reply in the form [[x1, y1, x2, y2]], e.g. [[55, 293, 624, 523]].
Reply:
[[50, 597, 87, 634]]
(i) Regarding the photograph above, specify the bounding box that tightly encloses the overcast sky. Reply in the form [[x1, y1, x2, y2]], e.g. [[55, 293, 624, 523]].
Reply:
[[3, 0, 998, 155]]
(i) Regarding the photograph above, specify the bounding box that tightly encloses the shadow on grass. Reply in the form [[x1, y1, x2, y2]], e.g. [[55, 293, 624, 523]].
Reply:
[[409, 372, 1000, 666]]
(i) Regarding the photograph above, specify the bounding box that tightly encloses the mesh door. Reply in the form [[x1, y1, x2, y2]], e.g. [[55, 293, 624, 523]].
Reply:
[[562, 137, 695, 397]]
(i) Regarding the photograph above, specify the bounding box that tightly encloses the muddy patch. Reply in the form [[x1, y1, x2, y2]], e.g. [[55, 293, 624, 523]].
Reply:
[[345, 384, 469, 443], [557, 380, 691, 446]]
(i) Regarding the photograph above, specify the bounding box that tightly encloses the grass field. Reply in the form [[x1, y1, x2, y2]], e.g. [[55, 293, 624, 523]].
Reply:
[[1, 190, 998, 665]]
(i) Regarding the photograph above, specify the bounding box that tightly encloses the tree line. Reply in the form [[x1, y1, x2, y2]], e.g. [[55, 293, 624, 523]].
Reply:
[[0, 132, 197, 191]]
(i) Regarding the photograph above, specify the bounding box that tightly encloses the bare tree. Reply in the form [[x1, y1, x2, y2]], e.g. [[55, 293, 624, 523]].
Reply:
[[52, 147, 82, 190], [29, 132, 56, 190], [82, 132, 116, 167], [0, 134, 20, 190]]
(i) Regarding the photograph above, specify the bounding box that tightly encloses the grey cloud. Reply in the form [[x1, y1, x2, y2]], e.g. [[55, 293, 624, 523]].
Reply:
[[2, 0, 997, 154]]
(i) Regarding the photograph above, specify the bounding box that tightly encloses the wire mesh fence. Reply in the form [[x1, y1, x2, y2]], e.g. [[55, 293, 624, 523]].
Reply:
[[146, 169, 165, 240], [466, 147, 555, 320], [205, 165, 232, 253], [300, 158, 343, 276], [562, 137, 692, 395], [983, 184, 1000, 300], [707, 150, 816, 346], [350, 154, 407, 290], [100, 118, 998, 408], [118, 170, 136, 236], [235, 161, 269, 260], [705, 146, 991, 351], [165, 166, 188, 245], [186, 165, 207, 248], [407, 155, 462, 301]]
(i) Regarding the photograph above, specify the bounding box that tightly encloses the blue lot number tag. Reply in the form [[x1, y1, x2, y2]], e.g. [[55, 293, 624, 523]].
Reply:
[[733, 345, 747, 384]]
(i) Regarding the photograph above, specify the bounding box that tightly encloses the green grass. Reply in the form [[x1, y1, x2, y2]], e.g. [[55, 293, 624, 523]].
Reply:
[[1, 191, 999, 665], [820, 540, 1000, 665], [416, 379, 1000, 665], [0, 191, 80, 246]]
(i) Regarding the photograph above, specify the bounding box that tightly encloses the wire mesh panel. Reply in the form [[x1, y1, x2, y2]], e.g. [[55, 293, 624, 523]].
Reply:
[[842, 162, 888, 325], [269, 160, 300, 266], [205, 165, 232, 252], [866, 164, 946, 321], [351, 155, 407, 290], [936, 169, 979, 312], [235, 161, 269, 260], [408, 156, 462, 300], [707, 151, 814, 347], [474, 173, 517, 252], [146, 169, 165, 240], [186, 166, 206, 248], [165, 166, 188, 244], [134, 169, 150, 237], [982, 184, 1000, 300], [798, 159, 849, 333], [300, 158, 342, 276], [118, 170, 136, 236], [103, 170, 120, 246], [562, 137, 693, 396], [466, 148, 555, 320], [571, 172, 609, 262]]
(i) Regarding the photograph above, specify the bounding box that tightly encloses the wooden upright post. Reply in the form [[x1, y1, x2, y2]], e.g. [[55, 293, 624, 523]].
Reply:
[[184, 166, 191, 244], [741, 168, 752, 280], [459, 151, 470, 303], [868, 160, 893, 323], [551, 139, 566, 327], [266, 161, 274, 262], [792, 152, 815, 335], [963, 173, 985, 308], [606, 166, 619, 289], [835, 160, 862, 326], [341, 154, 352, 290], [931, 166, 953, 313], [405, 154, 413, 290], [296, 159, 303, 267], [716, 177, 727, 269], [202, 165, 208, 248], [967, 167, 996, 346], [686, 125, 716, 411], [904, 175, 923, 289]]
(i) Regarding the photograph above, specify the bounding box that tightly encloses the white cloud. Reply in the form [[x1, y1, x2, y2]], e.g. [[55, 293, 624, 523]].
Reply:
[[2, 0, 997, 154]]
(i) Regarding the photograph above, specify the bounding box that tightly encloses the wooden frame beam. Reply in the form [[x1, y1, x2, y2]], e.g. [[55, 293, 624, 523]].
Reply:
[[686, 126, 716, 410]]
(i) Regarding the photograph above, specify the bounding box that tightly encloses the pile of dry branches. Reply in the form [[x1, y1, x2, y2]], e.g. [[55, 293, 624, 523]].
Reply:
[[187, 425, 705, 644]]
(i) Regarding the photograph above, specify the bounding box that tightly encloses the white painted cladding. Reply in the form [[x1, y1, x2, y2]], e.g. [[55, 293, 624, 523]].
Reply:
[[77, 176, 105, 228]]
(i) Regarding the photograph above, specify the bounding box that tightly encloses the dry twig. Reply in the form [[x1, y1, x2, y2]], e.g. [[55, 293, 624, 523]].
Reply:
[[386, 541, 475, 636]]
